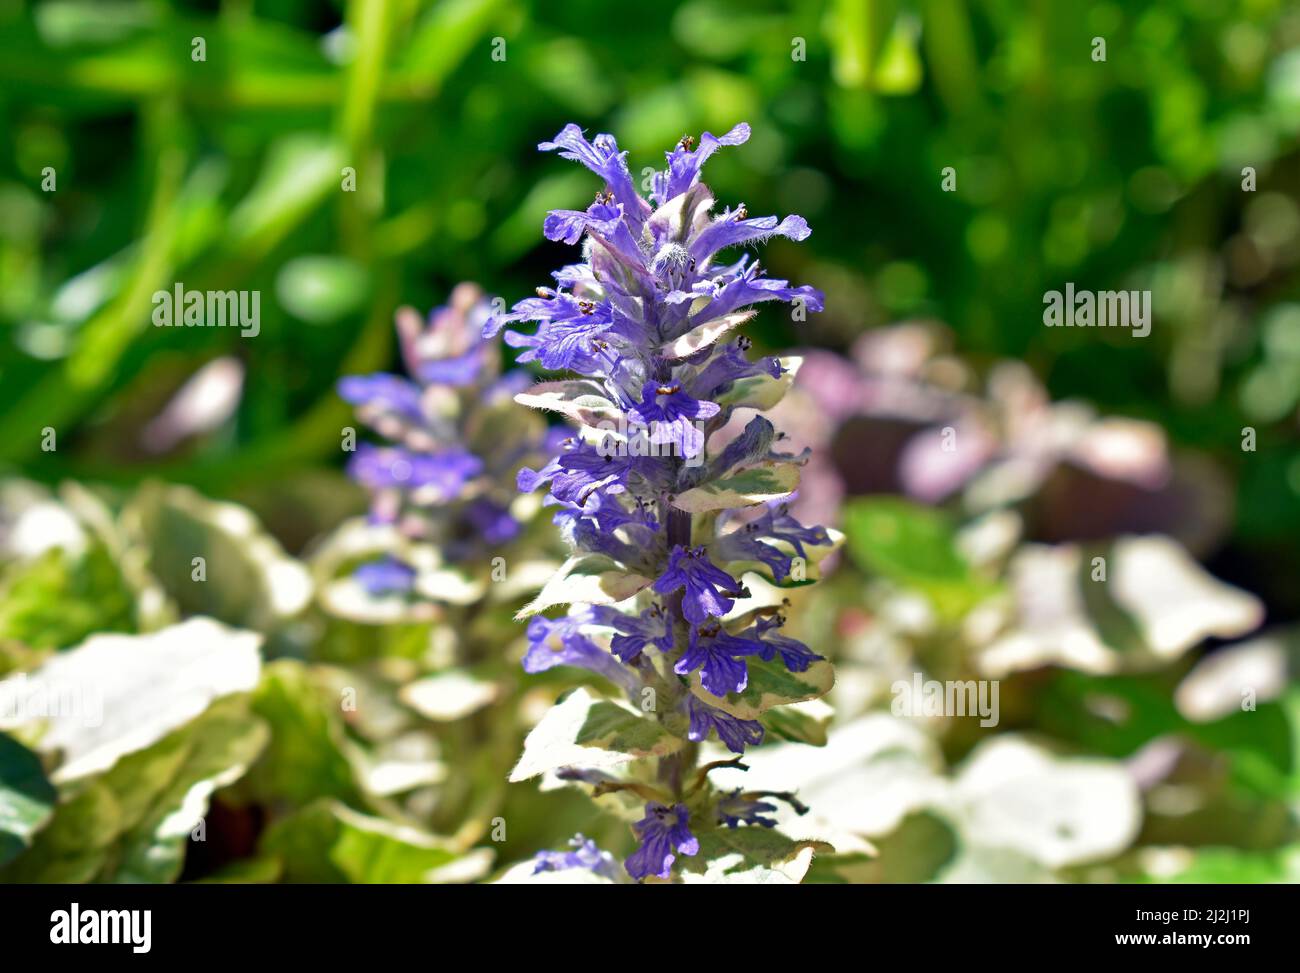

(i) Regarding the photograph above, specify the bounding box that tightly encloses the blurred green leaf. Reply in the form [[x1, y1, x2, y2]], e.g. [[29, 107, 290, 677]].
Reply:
[[261, 799, 467, 883], [842, 497, 996, 618], [0, 734, 57, 867]]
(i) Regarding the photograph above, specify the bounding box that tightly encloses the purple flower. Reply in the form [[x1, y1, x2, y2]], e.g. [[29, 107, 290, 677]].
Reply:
[[347, 444, 483, 499], [539, 125, 651, 231], [354, 557, 416, 596], [339, 285, 555, 569], [518, 439, 661, 505], [338, 373, 424, 423], [627, 382, 719, 460], [604, 604, 674, 663], [688, 338, 783, 401], [710, 520, 794, 582], [753, 503, 831, 558], [717, 790, 779, 829], [681, 254, 825, 324], [746, 616, 823, 672], [532, 834, 621, 880], [689, 210, 811, 266], [522, 611, 638, 693], [626, 803, 698, 880], [674, 622, 760, 697], [652, 545, 740, 624], [415, 347, 485, 386], [492, 124, 833, 879], [465, 498, 520, 545], [686, 695, 764, 754], [652, 123, 751, 205], [524, 300, 616, 372], [711, 501, 831, 582]]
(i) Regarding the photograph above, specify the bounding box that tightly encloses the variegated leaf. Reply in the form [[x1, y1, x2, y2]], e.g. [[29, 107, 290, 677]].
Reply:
[[672, 461, 800, 513], [509, 688, 682, 781], [661, 311, 755, 359], [715, 356, 802, 410], [516, 555, 651, 619], [691, 655, 835, 720], [514, 380, 623, 427]]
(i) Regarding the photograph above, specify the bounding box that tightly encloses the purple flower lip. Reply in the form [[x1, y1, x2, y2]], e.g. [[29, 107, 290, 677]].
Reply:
[[626, 802, 698, 881], [353, 557, 416, 596], [652, 545, 741, 625]]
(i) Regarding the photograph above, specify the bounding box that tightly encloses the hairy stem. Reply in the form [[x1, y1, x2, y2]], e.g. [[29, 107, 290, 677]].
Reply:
[[658, 503, 697, 799]]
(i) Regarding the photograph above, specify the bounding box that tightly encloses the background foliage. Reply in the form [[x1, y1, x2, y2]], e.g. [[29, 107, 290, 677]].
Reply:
[[1, 0, 1298, 883]]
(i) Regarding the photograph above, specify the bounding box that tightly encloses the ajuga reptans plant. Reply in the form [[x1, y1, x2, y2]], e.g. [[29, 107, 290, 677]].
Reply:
[[489, 124, 839, 882], [339, 283, 557, 593], [335, 284, 559, 834]]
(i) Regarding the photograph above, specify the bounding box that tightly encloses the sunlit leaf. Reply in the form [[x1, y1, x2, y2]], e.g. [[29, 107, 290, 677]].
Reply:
[[509, 687, 682, 782]]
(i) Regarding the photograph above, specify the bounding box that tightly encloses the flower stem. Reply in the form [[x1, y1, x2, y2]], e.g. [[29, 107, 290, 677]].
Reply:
[[660, 503, 698, 799]]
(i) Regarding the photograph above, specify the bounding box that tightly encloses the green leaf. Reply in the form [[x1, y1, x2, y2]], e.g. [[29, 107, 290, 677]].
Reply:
[[0, 734, 57, 867], [2, 696, 267, 883], [246, 660, 362, 807], [715, 356, 802, 410], [0, 543, 136, 653], [275, 254, 370, 324], [515, 554, 651, 619], [672, 461, 800, 514], [760, 699, 833, 746], [0, 617, 261, 783], [1137, 845, 1300, 884], [509, 687, 682, 782], [225, 134, 345, 251], [123, 483, 312, 633], [691, 656, 835, 720], [809, 812, 957, 884], [400, 669, 499, 721], [842, 497, 995, 618], [679, 827, 831, 883], [261, 799, 471, 883], [112, 698, 269, 883]]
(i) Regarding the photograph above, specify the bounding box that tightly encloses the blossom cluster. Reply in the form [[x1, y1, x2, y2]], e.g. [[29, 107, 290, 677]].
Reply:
[[339, 283, 559, 595], [491, 123, 835, 881]]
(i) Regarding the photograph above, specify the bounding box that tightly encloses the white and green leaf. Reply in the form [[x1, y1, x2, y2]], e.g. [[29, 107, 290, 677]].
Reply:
[[715, 355, 802, 410], [691, 655, 835, 720], [661, 311, 755, 359], [678, 828, 831, 884], [509, 688, 682, 782], [672, 461, 800, 514], [516, 554, 651, 619], [514, 380, 623, 427]]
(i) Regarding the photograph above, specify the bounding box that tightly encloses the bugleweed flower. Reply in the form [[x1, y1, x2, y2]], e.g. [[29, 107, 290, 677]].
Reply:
[[340, 283, 557, 591], [496, 124, 836, 882], [335, 283, 563, 841], [532, 834, 622, 880]]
